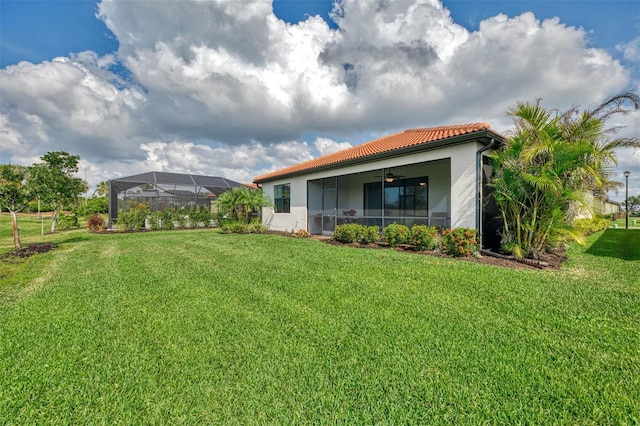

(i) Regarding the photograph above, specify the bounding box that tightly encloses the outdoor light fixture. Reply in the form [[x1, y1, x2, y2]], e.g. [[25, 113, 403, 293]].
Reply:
[[419, 180, 426, 186], [385, 170, 405, 183], [624, 170, 630, 229]]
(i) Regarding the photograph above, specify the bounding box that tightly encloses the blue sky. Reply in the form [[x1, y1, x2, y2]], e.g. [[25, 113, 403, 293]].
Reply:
[[2, 1, 638, 72], [1, 0, 639, 200]]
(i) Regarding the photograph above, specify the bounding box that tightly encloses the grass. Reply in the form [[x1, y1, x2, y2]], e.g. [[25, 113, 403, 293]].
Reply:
[[612, 215, 640, 229], [1, 214, 639, 424]]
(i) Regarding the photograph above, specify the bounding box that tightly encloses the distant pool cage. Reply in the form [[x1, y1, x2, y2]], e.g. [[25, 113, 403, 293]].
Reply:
[[108, 171, 245, 228]]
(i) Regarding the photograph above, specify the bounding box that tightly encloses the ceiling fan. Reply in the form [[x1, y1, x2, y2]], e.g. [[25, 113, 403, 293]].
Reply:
[[384, 169, 405, 183]]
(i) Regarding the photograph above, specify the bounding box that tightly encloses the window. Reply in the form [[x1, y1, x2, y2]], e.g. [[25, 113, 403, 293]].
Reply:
[[363, 177, 428, 218], [383, 177, 428, 217], [274, 184, 291, 213]]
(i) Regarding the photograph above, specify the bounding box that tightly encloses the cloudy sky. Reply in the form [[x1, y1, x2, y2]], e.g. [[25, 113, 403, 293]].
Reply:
[[1, 0, 639, 201]]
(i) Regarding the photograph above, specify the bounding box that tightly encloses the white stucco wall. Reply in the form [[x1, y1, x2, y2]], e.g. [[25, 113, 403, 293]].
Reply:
[[259, 140, 489, 232], [448, 143, 481, 229], [260, 175, 309, 232]]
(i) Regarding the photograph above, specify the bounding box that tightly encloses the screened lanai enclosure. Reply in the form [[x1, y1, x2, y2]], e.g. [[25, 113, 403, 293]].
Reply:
[[108, 171, 245, 226]]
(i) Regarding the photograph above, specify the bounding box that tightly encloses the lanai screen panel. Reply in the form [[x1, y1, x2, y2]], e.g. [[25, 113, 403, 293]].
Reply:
[[108, 171, 244, 224]]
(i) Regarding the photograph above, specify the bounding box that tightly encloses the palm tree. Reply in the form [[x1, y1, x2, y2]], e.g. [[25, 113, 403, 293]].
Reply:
[[214, 187, 272, 223], [94, 181, 109, 197], [491, 92, 639, 258], [240, 187, 272, 223]]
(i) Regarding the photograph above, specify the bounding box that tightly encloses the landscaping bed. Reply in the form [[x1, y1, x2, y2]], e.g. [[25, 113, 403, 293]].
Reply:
[[0, 242, 56, 260], [323, 238, 567, 269]]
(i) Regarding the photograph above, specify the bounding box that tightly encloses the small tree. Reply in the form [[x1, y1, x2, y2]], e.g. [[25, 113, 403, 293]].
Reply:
[[214, 187, 271, 223], [0, 165, 30, 248], [626, 195, 640, 215], [28, 152, 87, 233]]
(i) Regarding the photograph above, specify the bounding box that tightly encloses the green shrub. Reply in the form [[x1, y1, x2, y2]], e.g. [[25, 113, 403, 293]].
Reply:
[[57, 212, 79, 230], [332, 224, 380, 244], [409, 225, 438, 251], [76, 196, 108, 217], [247, 223, 268, 234], [221, 221, 268, 234], [117, 201, 149, 230], [157, 208, 174, 230], [332, 224, 361, 243], [172, 208, 188, 228], [144, 212, 159, 230], [358, 226, 380, 244], [221, 221, 245, 234], [382, 223, 410, 247], [86, 214, 106, 232], [573, 217, 611, 235], [441, 228, 479, 257], [189, 205, 213, 227]]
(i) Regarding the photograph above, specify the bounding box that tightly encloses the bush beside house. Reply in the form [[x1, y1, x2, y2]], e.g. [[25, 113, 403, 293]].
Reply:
[[332, 223, 479, 257]]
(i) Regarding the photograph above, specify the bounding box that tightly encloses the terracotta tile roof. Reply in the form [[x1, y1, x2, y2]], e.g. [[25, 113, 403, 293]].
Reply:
[[254, 122, 498, 183]]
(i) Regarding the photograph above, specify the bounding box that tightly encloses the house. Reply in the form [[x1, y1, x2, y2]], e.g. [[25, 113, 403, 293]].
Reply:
[[253, 123, 506, 248], [592, 193, 621, 216], [572, 192, 622, 220]]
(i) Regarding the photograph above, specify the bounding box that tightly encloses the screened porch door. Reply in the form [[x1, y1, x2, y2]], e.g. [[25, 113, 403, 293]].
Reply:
[[307, 177, 337, 235], [322, 177, 337, 234]]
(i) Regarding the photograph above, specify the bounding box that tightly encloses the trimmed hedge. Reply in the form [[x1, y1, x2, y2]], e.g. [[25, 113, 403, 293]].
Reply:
[[441, 228, 479, 257], [332, 224, 381, 244], [409, 225, 438, 251], [333, 223, 479, 257], [382, 223, 410, 247], [332, 224, 362, 243], [358, 226, 380, 244]]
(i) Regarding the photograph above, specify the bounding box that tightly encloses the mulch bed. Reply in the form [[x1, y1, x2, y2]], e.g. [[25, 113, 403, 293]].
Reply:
[[0, 243, 57, 261], [317, 237, 566, 270], [2, 231, 562, 270], [463, 249, 566, 270]]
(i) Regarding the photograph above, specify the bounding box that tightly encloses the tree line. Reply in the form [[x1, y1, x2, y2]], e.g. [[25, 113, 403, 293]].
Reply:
[[0, 152, 88, 248]]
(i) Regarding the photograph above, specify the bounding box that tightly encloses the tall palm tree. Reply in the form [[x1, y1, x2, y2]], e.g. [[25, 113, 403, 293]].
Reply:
[[491, 92, 639, 258]]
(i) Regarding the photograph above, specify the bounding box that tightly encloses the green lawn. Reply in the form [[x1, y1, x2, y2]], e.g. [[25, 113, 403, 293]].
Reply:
[[1, 214, 639, 424], [612, 215, 640, 229]]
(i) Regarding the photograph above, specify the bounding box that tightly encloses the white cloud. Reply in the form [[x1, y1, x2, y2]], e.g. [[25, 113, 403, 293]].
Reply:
[[0, 0, 637, 194], [314, 137, 352, 156], [618, 35, 640, 62], [0, 55, 145, 162]]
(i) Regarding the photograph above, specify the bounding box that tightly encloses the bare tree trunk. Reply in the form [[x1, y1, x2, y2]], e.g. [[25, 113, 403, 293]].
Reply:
[[10, 210, 21, 249], [50, 208, 58, 234]]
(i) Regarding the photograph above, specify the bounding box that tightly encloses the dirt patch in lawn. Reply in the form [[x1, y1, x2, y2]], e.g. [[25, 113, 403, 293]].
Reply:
[[1, 243, 57, 260]]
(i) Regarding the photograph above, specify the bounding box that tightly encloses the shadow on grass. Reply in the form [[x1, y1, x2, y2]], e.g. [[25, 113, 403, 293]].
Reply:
[[586, 229, 640, 261]]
